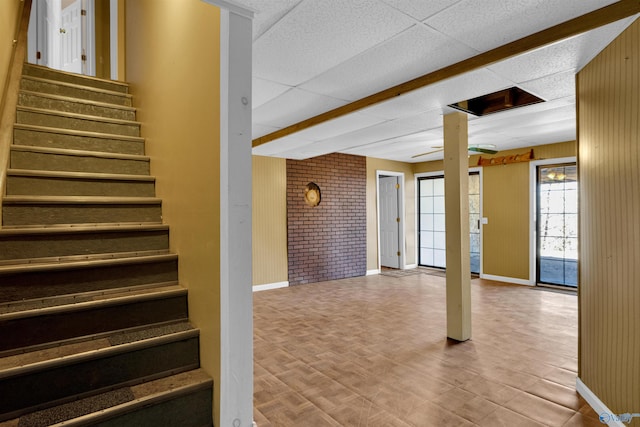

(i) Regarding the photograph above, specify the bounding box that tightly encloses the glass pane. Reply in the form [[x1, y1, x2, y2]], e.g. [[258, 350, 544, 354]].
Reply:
[[565, 237, 578, 259], [469, 195, 480, 214], [420, 231, 434, 248], [469, 214, 480, 233], [564, 260, 578, 286], [539, 214, 565, 238], [433, 196, 445, 214], [540, 236, 564, 258], [470, 233, 480, 253], [470, 253, 480, 274], [421, 248, 434, 266], [433, 232, 446, 249], [539, 190, 565, 214], [469, 174, 480, 194], [539, 257, 564, 284], [420, 197, 434, 214], [433, 249, 446, 268], [565, 214, 578, 237], [433, 214, 446, 232], [433, 178, 445, 196], [421, 214, 434, 231], [420, 179, 433, 196]]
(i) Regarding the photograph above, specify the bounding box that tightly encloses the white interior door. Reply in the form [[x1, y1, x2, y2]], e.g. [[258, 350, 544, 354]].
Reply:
[[60, 0, 82, 73], [380, 176, 400, 268]]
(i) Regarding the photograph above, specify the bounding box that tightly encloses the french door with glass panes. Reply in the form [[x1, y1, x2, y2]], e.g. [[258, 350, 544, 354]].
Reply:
[[537, 164, 578, 287], [418, 172, 480, 273]]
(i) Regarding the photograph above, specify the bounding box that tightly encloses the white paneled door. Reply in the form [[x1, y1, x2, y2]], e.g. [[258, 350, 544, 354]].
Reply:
[[380, 176, 400, 269], [60, 0, 82, 73]]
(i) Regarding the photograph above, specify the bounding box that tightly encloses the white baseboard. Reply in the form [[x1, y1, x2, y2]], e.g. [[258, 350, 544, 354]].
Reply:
[[576, 377, 625, 426], [252, 281, 289, 292], [480, 274, 533, 286], [403, 264, 417, 270], [366, 269, 380, 276]]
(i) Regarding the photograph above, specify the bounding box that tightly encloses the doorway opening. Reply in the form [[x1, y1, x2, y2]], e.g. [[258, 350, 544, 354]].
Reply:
[[376, 171, 404, 270], [27, 0, 116, 79], [536, 163, 578, 287], [417, 170, 482, 274]]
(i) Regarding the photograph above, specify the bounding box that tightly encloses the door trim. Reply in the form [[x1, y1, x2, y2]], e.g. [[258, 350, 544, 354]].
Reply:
[[529, 156, 577, 286], [376, 170, 405, 270]]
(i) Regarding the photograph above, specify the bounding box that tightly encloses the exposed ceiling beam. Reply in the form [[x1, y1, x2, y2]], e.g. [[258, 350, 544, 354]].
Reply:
[[253, 0, 640, 148]]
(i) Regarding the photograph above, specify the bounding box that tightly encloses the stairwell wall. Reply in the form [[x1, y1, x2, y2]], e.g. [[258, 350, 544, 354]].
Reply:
[[124, 0, 222, 423]]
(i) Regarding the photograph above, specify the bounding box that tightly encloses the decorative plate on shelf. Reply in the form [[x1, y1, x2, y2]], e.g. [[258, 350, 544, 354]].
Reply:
[[304, 182, 321, 207]]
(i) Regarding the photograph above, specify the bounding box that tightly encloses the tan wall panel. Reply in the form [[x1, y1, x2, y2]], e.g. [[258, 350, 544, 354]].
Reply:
[[366, 157, 415, 271], [577, 19, 640, 415], [413, 141, 576, 280], [252, 155, 288, 285], [124, 0, 221, 422], [94, 0, 111, 80]]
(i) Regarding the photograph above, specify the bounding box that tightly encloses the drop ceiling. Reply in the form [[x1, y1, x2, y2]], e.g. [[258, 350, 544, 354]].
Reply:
[[237, 0, 638, 163]]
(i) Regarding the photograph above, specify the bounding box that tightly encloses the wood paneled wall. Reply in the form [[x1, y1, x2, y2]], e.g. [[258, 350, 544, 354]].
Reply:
[[577, 18, 640, 415], [252, 156, 288, 285]]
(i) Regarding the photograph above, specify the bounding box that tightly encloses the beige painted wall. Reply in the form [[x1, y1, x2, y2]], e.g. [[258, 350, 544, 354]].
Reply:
[[252, 155, 288, 285], [577, 19, 640, 417], [0, 0, 20, 114], [124, 0, 221, 423], [414, 141, 576, 280], [366, 157, 416, 271]]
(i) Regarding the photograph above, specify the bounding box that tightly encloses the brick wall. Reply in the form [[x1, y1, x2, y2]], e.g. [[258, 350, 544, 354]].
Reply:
[[287, 153, 367, 285]]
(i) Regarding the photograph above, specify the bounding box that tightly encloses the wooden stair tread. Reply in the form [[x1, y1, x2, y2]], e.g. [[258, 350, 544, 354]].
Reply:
[[10, 144, 149, 161], [23, 63, 130, 90], [17, 106, 140, 127], [7, 168, 156, 182], [0, 369, 211, 427], [21, 75, 132, 99], [19, 90, 137, 112], [0, 251, 176, 274], [13, 123, 145, 143], [0, 223, 168, 236], [0, 324, 197, 378], [0, 284, 185, 318], [2, 195, 161, 204]]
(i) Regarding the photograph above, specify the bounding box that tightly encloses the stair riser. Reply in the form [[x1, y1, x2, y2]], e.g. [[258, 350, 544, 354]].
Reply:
[[19, 92, 136, 121], [91, 388, 213, 427], [14, 127, 145, 155], [0, 259, 178, 303], [0, 296, 188, 352], [20, 79, 132, 106], [0, 337, 199, 421], [17, 110, 140, 137], [10, 150, 149, 175], [22, 64, 129, 94], [2, 203, 162, 226], [6, 175, 156, 197], [0, 230, 168, 261]]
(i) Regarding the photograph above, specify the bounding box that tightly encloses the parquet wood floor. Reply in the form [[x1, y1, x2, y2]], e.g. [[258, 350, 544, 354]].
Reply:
[[253, 274, 600, 427]]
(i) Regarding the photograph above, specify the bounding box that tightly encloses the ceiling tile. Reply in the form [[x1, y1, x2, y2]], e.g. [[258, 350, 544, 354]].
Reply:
[[299, 24, 478, 101], [253, 122, 280, 139], [252, 134, 315, 157], [235, 0, 303, 40], [253, 0, 416, 86], [253, 77, 292, 109], [252, 88, 347, 128], [379, 0, 463, 21], [360, 68, 514, 119], [293, 113, 387, 141], [424, 0, 619, 52], [488, 19, 635, 83], [517, 71, 575, 101]]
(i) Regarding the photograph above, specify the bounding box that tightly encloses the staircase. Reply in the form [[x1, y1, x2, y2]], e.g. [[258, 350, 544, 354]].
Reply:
[[0, 63, 213, 426]]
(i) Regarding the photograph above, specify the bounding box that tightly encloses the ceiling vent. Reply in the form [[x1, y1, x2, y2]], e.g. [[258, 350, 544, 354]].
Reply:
[[448, 87, 544, 116]]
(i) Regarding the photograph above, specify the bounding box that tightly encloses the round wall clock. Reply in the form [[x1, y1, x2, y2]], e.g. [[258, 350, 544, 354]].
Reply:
[[304, 182, 321, 207]]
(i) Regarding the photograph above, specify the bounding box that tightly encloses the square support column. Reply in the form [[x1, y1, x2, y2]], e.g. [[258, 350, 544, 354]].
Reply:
[[443, 112, 472, 342]]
